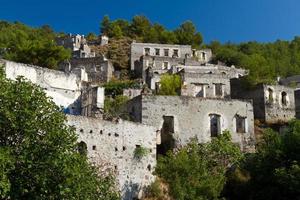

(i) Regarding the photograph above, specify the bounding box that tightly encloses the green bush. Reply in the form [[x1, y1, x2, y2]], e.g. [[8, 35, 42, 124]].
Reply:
[[158, 74, 181, 96], [104, 95, 129, 119], [156, 131, 243, 200], [0, 21, 70, 69], [133, 145, 149, 160], [102, 79, 140, 96], [145, 179, 163, 199]]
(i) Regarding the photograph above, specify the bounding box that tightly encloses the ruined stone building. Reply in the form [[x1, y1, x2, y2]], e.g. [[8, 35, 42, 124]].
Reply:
[[56, 34, 95, 58], [231, 79, 296, 124], [0, 59, 156, 200], [60, 56, 114, 83], [2, 39, 300, 200], [125, 95, 255, 153], [130, 42, 212, 82]]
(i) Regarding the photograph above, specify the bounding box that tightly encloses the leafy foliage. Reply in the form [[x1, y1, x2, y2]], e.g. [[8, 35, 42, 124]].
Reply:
[[0, 69, 119, 200], [133, 145, 149, 160], [0, 21, 70, 69], [156, 131, 243, 200], [208, 38, 300, 86], [104, 95, 129, 120], [224, 120, 300, 200], [158, 74, 181, 96], [102, 79, 141, 96], [100, 15, 203, 48], [86, 32, 98, 41]]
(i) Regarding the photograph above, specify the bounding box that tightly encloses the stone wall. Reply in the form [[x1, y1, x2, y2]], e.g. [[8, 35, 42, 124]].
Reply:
[[3, 60, 82, 115], [61, 57, 114, 83], [181, 75, 231, 98], [81, 85, 105, 118], [131, 42, 192, 78], [177, 64, 248, 79], [126, 95, 255, 152], [131, 42, 192, 69], [295, 89, 300, 118], [66, 115, 157, 200], [123, 88, 142, 99], [231, 79, 296, 123], [263, 84, 296, 123]]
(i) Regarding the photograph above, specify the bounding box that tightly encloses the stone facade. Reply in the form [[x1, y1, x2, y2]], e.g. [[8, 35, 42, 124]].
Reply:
[[231, 79, 296, 123], [60, 56, 114, 83], [125, 95, 255, 152], [67, 115, 157, 200], [123, 88, 142, 99], [56, 34, 95, 58], [3, 59, 82, 115], [131, 42, 212, 81], [81, 84, 105, 118], [179, 64, 248, 98]]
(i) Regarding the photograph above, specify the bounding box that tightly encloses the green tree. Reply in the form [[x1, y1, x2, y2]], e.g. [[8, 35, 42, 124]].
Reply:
[[104, 95, 129, 119], [158, 74, 181, 96], [109, 23, 123, 39], [156, 131, 243, 200], [174, 21, 203, 48], [226, 120, 300, 200], [100, 15, 111, 35], [0, 21, 70, 69], [0, 68, 119, 200], [86, 32, 97, 41], [130, 15, 151, 39]]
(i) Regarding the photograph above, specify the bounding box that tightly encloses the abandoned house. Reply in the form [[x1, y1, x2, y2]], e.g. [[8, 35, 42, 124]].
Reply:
[[59, 56, 114, 83], [56, 34, 95, 58], [125, 94, 255, 152], [1, 59, 157, 200], [130, 42, 212, 81], [231, 79, 296, 124]]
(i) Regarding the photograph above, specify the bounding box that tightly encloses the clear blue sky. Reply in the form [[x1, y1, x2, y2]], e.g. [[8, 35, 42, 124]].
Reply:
[[1, 0, 299, 43]]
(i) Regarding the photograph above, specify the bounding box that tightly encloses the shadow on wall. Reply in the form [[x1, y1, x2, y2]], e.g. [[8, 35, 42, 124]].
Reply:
[[63, 97, 82, 115], [123, 181, 140, 200]]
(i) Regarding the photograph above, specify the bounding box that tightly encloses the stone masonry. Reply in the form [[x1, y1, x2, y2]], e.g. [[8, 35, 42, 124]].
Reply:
[[125, 95, 255, 152], [67, 115, 157, 200]]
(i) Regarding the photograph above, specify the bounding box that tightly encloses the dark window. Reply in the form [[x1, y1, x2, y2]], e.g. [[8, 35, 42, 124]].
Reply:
[[210, 114, 221, 137], [163, 62, 169, 70], [281, 91, 287, 106], [155, 48, 160, 56], [144, 48, 150, 56], [78, 141, 87, 155], [164, 49, 169, 57], [268, 88, 274, 103], [214, 84, 223, 97], [202, 52, 206, 60], [92, 145, 96, 150], [173, 49, 179, 57], [236, 115, 246, 133]]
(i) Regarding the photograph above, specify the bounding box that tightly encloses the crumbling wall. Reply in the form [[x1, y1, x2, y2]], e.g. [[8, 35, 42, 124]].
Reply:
[[127, 95, 255, 152], [263, 85, 296, 123], [62, 57, 114, 83], [123, 88, 142, 99], [81, 85, 105, 117], [231, 78, 296, 123], [66, 115, 157, 200], [3, 60, 82, 115], [181, 74, 231, 98], [294, 89, 300, 118], [131, 42, 192, 78]]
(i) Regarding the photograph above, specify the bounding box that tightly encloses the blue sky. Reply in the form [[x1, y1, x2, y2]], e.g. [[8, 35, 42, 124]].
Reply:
[[0, 0, 299, 43]]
